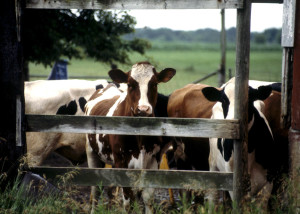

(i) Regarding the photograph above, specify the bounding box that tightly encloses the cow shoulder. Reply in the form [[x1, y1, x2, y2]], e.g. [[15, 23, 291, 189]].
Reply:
[[89, 96, 120, 116], [167, 85, 191, 117], [183, 84, 216, 118]]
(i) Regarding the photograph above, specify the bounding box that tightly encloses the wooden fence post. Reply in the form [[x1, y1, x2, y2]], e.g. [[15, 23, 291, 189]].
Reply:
[[289, 0, 300, 207], [0, 0, 26, 189], [219, 9, 226, 87], [233, 0, 251, 211]]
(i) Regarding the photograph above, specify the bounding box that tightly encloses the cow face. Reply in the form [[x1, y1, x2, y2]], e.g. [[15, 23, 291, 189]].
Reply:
[[202, 83, 272, 125], [109, 62, 176, 117]]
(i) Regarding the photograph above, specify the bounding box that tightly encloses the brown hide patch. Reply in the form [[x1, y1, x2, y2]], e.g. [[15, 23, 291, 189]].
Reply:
[[168, 84, 216, 119], [90, 95, 120, 116], [264, 91, 288, 137], [88, 83, 118, 102], [183, 88, 216, 118], [99, 134, 113, 162], [147, 75, 158, 108]]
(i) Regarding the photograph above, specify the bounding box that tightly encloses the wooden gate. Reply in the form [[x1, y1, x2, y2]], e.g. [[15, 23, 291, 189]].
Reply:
[[22, 0, 281, 210]]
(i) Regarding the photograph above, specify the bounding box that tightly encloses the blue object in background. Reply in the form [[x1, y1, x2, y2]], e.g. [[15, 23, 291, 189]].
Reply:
[[48, 59, 68, 80]]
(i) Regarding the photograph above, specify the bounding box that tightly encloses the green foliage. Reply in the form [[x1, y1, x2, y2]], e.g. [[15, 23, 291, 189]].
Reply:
[[0, 176, 82, 214], [23, 9, 150, 67], [124, 27, 282, 45], [0, 173, 298, 214], [254, 33, 267, 44]]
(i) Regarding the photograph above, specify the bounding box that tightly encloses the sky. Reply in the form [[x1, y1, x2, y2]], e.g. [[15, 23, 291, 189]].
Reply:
[[126, 3, 283, 32]]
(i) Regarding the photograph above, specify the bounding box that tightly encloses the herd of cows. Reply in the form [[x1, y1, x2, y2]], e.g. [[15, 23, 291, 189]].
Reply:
[[24, 61, 288, 212]]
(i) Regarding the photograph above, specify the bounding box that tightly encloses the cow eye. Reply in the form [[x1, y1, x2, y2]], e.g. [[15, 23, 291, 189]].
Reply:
[[128, 83, 136, 89], [151, 83, 158, 89]]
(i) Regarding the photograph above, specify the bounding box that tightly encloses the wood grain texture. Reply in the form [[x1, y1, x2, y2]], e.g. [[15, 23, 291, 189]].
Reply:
[[26, 114, 240, 139], [31, 166, 234, 190], [233, 0, 251, 208], [26, 0, 243, 9]]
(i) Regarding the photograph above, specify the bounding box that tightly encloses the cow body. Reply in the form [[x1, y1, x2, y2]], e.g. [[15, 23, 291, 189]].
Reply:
[[85, 62, 175, 213], [167, 83, 218, 171], [202, 78, 278, 209], [25, 79, 109, 166]]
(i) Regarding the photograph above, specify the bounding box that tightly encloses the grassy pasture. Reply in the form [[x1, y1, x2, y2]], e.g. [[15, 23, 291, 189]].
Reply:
[[29, 42, 282, 95]]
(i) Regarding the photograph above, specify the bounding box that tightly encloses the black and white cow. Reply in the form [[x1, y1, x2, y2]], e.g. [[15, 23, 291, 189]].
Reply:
[[202, 77, 277, 209], [25, 79, 109, 166]]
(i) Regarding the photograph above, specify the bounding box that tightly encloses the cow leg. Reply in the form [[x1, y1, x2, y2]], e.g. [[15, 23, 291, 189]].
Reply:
[[86, 140, 105, 212], [142, 187, 155, 214], [251, 181, 273, 211], [207, 156, 220, 211], [141, 153, 161, 214], [121, 187, 135, 211], [26, 132, 59, 166]]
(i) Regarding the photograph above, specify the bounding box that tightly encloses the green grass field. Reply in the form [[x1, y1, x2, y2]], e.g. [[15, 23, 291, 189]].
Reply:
[[29, 43, 282, 95]]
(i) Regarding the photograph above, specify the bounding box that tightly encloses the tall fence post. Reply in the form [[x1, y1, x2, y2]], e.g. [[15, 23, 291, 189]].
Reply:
[[0, 0, 26, 189], [219, 9, 226, 87], [233, 0, 251, 211], [288, 0, 300, 207]]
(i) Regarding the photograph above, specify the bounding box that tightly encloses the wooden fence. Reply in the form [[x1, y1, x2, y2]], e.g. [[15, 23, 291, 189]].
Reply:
[[26, 114, 238, 190], [23, 0, 272, 209]]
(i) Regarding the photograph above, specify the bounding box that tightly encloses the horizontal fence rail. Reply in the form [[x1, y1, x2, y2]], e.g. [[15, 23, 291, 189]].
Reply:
[[30, 166, 234, 191], [26, 0, 244, 9], [26, 114, 240, 139]]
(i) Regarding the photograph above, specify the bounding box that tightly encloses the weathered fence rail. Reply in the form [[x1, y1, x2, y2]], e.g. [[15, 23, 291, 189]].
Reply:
[[26, 114, 240, 139], [26, 114, 238, 191], [30, 166, 233, 190], [26, 0, 244, 10]]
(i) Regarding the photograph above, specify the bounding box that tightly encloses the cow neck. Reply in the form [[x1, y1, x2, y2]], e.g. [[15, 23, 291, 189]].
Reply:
[[111, 93, 132, 117], [248, 107, 275, 170]]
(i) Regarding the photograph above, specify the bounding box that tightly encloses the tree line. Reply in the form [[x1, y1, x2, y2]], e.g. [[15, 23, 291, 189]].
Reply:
[[23, 10, 281, 80], [124, 27, 282, 44]]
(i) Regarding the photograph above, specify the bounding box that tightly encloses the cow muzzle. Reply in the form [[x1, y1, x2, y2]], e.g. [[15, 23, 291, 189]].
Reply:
[[134, 105, 152, 117]]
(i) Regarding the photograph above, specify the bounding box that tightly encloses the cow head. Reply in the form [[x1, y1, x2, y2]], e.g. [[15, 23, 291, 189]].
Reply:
[[202, 83, 272, 122], [109, 62, 176, 117]]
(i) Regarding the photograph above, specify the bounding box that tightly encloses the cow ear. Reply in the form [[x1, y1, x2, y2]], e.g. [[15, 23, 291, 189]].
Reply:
[[202, 87, 222, 102], [257, 85, 272, 100], [157, 68, 176, 83], [109, 69, 128, 83]]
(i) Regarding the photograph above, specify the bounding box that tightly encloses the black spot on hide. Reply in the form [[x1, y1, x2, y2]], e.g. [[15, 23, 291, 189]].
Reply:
[[220, 89, 230, 119], [217, 138, 223, 156], [78, 97, 87, 113], [95, 84, 104, 90], [155, 93, 169, 117], [223, 139, 233, 162], [248, 109, 275, 170], [56, 100, 77, 115], [270, 83, 281, 92]]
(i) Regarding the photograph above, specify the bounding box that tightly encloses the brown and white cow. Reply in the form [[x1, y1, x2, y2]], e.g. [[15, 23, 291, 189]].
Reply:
[[25, 79, 109, 166], [85, 62, 176, 213], [202, 78, 279, 209]]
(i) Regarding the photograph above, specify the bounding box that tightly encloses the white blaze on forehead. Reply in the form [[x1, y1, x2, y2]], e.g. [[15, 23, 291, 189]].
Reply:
[[131, 63, 155, 83], [131, 63, 155, 112]]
